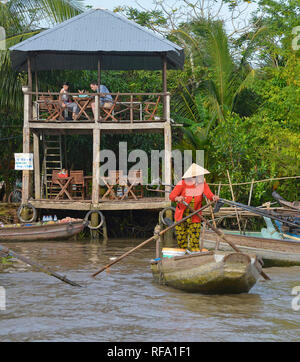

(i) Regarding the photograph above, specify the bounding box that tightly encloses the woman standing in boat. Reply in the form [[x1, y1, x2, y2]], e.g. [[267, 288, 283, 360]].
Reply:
[[169, 163, 219, 251]]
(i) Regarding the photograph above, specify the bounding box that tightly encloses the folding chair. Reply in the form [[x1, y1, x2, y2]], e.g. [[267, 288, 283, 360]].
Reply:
[[39, 96, 64, 121], [101, 170, 120, 200], [144, 96, 161, 121], [101, 94, 120, 122], [49, 170, 62, 199], [69, 170, 85, 200], [121, 170, 143, 200]]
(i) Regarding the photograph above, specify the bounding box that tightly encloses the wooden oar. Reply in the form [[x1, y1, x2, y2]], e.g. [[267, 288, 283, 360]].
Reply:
[[91, 202, 214, 278], [0, 244, 82, 287], [182, 201, 271, 281]]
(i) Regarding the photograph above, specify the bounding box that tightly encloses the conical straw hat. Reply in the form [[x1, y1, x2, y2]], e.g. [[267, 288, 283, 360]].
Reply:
[[182, 163, 210, 179]]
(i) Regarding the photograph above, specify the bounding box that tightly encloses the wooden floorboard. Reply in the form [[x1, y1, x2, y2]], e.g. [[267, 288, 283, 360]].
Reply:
[[30, 197, 171, 211]]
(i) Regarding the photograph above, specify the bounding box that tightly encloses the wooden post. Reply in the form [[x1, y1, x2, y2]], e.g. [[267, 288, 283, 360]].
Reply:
[[22, 86, 31, 204], [102, 216, 108, 244], [27, 57, 32, 90], [98, 58, 101, 87], [162, 54, 167, 120], [227, 170, 242, 233], [33, 132, 41, 200], [95, 94, 99, 122], [92, 128, 100, 204], [218, 181, 222, 196], [248, 179, 255, 205], [158, 210, 165, 244], [130, 94, 133, 123], [164, 120, 172, 200]]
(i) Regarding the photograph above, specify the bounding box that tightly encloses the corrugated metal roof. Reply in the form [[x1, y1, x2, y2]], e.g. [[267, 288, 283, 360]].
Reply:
[[10, 8, 184, 71]]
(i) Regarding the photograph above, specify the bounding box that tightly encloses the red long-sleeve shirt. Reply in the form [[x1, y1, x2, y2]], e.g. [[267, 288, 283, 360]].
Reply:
[[169, 180, 215, 223]]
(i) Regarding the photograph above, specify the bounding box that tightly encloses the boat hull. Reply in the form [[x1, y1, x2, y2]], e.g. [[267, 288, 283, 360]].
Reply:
[[151, 252, 261, 294], [203, 231, 300, 267], [0, 221, 85, 241]]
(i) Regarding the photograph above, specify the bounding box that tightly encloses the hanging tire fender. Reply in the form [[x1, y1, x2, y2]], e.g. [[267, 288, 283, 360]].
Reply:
[[17, 203, 37, 223], [160, 206, 176, 226], [84, 210, 104, 230]]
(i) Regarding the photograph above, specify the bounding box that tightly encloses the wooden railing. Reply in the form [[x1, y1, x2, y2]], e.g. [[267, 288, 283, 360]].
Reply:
[[28, 91, 170, 123]]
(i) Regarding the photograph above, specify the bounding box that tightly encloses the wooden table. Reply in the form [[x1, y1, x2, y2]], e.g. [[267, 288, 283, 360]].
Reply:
[[54, 176, 74, 200], [73, 96, 93, 121]]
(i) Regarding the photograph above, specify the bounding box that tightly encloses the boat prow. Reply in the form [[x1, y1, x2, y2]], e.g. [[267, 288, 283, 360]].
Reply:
[[151, 251, 262, 294]]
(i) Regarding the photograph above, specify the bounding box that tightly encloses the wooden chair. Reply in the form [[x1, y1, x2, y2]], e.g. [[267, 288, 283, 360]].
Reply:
[[39, 95, 64, 121], [121, 170, 143, 200], [69, 170, 85, 200], [101, 170, 123, 200], [49, 170, 62, 199], [144, 96, 161, 121], [101, 94, 120, 122]]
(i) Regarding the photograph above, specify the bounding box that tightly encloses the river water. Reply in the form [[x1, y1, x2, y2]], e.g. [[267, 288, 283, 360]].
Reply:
[[0, 239, 299, 342]]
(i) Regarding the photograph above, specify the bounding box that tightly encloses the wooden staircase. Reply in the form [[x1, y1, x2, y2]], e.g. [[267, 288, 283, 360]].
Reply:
[[42, 135, 63, 199]]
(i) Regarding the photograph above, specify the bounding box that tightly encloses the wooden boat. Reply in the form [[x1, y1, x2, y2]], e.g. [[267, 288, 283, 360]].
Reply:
[[272, 191, 300, 211], [151, 251, 262, 294], [0, 219, 86, 241], [203, 230, 300, 267]]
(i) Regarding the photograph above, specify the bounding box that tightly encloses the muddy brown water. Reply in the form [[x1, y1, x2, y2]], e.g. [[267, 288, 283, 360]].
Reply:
[[0, 239, 300, 342]]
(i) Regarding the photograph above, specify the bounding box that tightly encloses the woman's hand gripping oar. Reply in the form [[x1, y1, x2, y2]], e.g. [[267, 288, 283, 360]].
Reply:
[[91, 202, 214, 278], [181, 201, 271, 281]]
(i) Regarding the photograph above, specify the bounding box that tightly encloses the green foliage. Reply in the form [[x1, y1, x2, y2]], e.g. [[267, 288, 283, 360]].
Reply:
[[0, 1, 299, 211]]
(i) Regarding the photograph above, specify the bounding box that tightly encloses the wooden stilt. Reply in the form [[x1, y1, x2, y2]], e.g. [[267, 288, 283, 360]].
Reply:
[[33, 132, 41, 200], [91, 212, 99, 241], [102, 216, 108, 244], [92, 128, 100, 204]]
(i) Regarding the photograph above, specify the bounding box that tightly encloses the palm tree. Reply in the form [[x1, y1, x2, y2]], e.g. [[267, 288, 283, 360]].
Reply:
[[172, 20, 263, 157], [0, 0, 84, 113]]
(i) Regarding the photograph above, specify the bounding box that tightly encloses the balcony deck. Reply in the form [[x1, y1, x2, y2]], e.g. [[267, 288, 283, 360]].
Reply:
[[30, 197, 171, 211]]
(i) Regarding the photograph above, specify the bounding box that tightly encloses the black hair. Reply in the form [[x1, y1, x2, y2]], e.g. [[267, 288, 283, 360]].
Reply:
[[90, 81, 98, 85], [63, 81, 70, 86]]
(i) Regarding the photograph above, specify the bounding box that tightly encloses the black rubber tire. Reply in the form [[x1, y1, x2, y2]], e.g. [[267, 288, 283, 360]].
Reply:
[[84, 210, 104, 230], [160, 206, 176, 226], [17, 203, 37, 223]]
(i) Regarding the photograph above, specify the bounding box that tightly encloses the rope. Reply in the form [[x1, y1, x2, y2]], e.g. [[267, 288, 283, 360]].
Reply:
[[208, 175, 300, 187]]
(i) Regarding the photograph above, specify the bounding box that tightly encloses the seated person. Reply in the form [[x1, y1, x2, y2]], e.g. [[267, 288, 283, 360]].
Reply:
[[59, 82, 79, 120], [90, 81, 113, 119]]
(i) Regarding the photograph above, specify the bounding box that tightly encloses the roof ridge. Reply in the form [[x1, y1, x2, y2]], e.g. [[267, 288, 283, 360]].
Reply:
[[10, 9, 95, 50], [101, 9, 182, 51]]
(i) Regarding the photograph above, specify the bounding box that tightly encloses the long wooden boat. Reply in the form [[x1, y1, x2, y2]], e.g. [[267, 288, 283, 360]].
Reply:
[[272, 191, 300, 211], [0, 220, 86, 241], [203, 230, 300, 267], [151, 251, 262, 294]]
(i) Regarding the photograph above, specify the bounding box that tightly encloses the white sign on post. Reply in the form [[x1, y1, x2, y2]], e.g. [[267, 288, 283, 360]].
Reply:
[[14, 153, 34, 171]]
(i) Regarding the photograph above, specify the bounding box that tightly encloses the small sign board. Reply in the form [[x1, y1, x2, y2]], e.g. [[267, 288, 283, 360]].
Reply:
[[14, 153, 34, 171]]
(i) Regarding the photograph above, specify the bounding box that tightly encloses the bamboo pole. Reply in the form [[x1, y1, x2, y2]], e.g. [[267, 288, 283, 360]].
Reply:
[[0, 244, 82, 287], [227, 170, 242, 234], [248, 179, 255, 206], [182, 201, 271, 281], [91, 202, 214, 278]]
